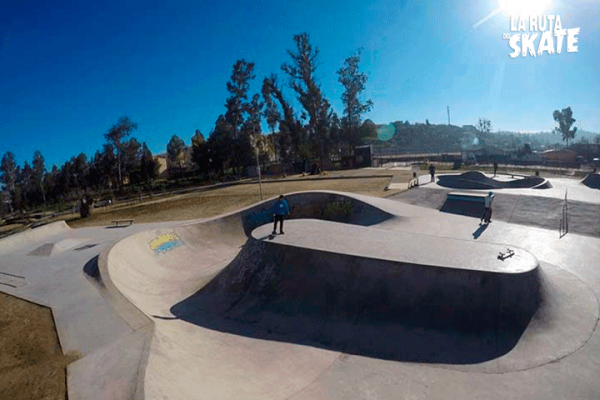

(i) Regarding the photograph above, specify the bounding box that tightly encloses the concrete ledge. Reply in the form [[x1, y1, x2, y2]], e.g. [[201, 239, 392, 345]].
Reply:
[[447, 192, 488, 202]]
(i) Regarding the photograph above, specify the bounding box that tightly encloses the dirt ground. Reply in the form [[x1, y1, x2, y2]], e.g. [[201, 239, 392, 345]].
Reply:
[[66, 175, 402, 228], [0, 292, 80, 400]]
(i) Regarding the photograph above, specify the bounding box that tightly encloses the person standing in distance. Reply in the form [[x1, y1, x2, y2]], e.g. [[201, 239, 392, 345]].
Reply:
[[429, 164, 436, 182], [481, 191, 495, 224], [271, 194, 290, 234]]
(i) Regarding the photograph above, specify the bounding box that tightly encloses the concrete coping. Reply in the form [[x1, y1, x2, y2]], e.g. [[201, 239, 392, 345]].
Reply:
[[252, 219, 538, 274]]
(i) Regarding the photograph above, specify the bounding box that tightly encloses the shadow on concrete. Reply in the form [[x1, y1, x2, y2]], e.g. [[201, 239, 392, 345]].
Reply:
[[440, 198, 484, 219], [472, 223, 489, 239], [83, 255, 100, 280], [74, 244, 99, 251], [171, 239, 539, 365]]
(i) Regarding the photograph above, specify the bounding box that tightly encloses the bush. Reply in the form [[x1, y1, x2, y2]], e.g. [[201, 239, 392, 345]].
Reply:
[[453, 160, 463, 170]]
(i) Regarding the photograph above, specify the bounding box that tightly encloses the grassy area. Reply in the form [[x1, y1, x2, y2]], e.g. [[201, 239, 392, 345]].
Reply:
[[0, 292, 81, 400], [66, 175, 398, 228]]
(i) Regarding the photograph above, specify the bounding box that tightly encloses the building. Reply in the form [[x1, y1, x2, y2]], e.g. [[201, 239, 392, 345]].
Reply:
[[539, 149, 579, 167]]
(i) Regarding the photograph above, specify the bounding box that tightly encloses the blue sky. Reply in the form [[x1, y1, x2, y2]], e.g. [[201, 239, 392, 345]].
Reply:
[[1, 0, 598, 169]]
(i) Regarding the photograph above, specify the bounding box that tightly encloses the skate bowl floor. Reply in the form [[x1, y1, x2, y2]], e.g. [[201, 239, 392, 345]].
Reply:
[[98, 191, 598, 399], [437, 171, 552, 190]]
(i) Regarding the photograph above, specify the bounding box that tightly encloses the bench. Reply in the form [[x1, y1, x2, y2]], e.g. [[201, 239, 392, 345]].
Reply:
[[112, 219, 135, 227], [446, 192, 488, 203]]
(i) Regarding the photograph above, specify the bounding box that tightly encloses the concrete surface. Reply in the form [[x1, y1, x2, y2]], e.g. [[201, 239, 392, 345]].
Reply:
[[393, 173, 600, 237], [0, 189, 599, 400]]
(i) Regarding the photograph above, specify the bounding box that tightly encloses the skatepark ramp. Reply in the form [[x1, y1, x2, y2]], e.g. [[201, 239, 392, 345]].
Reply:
[[102, 192, 395, 318], [0, 221, 71, 256], [437, 171, 552, 190], [102, 191, 543, 365], [581, 172, 600, 189]]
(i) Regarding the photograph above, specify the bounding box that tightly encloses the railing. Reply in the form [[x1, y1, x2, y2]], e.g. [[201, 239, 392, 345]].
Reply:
[[559, 189, 568, 238]]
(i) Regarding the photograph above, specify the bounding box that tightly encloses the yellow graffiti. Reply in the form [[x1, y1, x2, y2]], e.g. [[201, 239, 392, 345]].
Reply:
[[150, 233, 181, 251]]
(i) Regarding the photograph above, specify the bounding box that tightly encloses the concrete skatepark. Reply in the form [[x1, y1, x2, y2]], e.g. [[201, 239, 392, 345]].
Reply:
[[1, 173, 600, 399]]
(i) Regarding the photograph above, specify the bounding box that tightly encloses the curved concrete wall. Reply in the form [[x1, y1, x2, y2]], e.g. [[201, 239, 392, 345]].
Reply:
[[581, 172, 600, 189], [0, 221, 71, 255], [438, 171, 551, 190], [102, 191, 396, 318], [174, 236, 540, 333], [103, 190, 540, 344]]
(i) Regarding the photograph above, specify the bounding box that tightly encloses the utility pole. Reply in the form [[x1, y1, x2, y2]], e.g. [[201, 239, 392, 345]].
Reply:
[[447, 106, 451, 125]]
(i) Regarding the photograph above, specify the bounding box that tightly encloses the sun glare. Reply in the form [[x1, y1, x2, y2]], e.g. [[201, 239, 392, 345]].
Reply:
[[498, 0, 552, 16]]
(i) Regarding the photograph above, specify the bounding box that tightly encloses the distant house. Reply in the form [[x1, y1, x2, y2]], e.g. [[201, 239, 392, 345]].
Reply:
[[571, 143, 600, 162], [154, 154, 168, 179], [540, 149, 579, 167], [155, 146, 196, 178]]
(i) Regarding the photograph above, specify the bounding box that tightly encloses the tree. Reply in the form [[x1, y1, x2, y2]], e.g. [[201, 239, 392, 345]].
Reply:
[[121, 138, 142, 183], [250, 132, 275, 170], [263, 91, 281, 135], [477, 118, 492, 133], [217, 59, 260, 174], [225, 60, 256, 142], [237, 93, 264, 169], [337, 49, 373, 153], [20, 162, 34, 208], [282, 33, 332, 160], [140, 143, 157, 184], [167, 135, 186, 173], [1, 152, 17, 192], [553, 107, 577, 148], [191, 130, 213, 175], [262, 74, 306, 164], [104, 116, 138, 190], [360, 119, 378, 144], [207, 115, 233, 175], [32, 150, 46, 205], [1, 152, 17, 211]]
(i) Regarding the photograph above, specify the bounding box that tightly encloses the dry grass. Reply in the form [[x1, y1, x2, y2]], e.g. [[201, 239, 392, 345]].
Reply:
[[0, 292, 81, 400], [66, 176, 404, 228]]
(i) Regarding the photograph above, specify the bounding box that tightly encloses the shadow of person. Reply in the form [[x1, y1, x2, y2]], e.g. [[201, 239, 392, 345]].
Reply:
[[473, 223, 488, 239]]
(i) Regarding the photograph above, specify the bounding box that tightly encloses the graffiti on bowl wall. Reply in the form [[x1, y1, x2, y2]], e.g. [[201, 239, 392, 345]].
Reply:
[[150, 233, 184, 254]]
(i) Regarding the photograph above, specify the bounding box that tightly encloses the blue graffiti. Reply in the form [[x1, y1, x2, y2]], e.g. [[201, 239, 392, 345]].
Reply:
[[154, 240, 184, 254]]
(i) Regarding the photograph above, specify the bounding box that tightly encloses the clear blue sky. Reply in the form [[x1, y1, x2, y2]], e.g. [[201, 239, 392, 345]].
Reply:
[[1, 0, 598, 169]]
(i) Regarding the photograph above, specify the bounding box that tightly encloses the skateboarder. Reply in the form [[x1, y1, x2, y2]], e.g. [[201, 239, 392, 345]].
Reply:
[[493, 162, 498, 177], [429, 164, 436, 182], [271, 194, 290, 234], [481, 191, 495, 224]]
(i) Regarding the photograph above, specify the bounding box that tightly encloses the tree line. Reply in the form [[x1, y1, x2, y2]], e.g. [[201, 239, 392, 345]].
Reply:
[[0, 33, 375, 215], [0, 115, 158, 214], [190, 33, 376, 177]]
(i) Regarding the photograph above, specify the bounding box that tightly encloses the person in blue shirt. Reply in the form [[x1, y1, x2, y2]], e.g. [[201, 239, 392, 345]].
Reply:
[[271, 194, 290, 234]]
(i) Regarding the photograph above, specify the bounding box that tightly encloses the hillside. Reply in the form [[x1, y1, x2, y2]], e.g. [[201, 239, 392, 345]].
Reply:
[[373, 122, 600, 153]]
